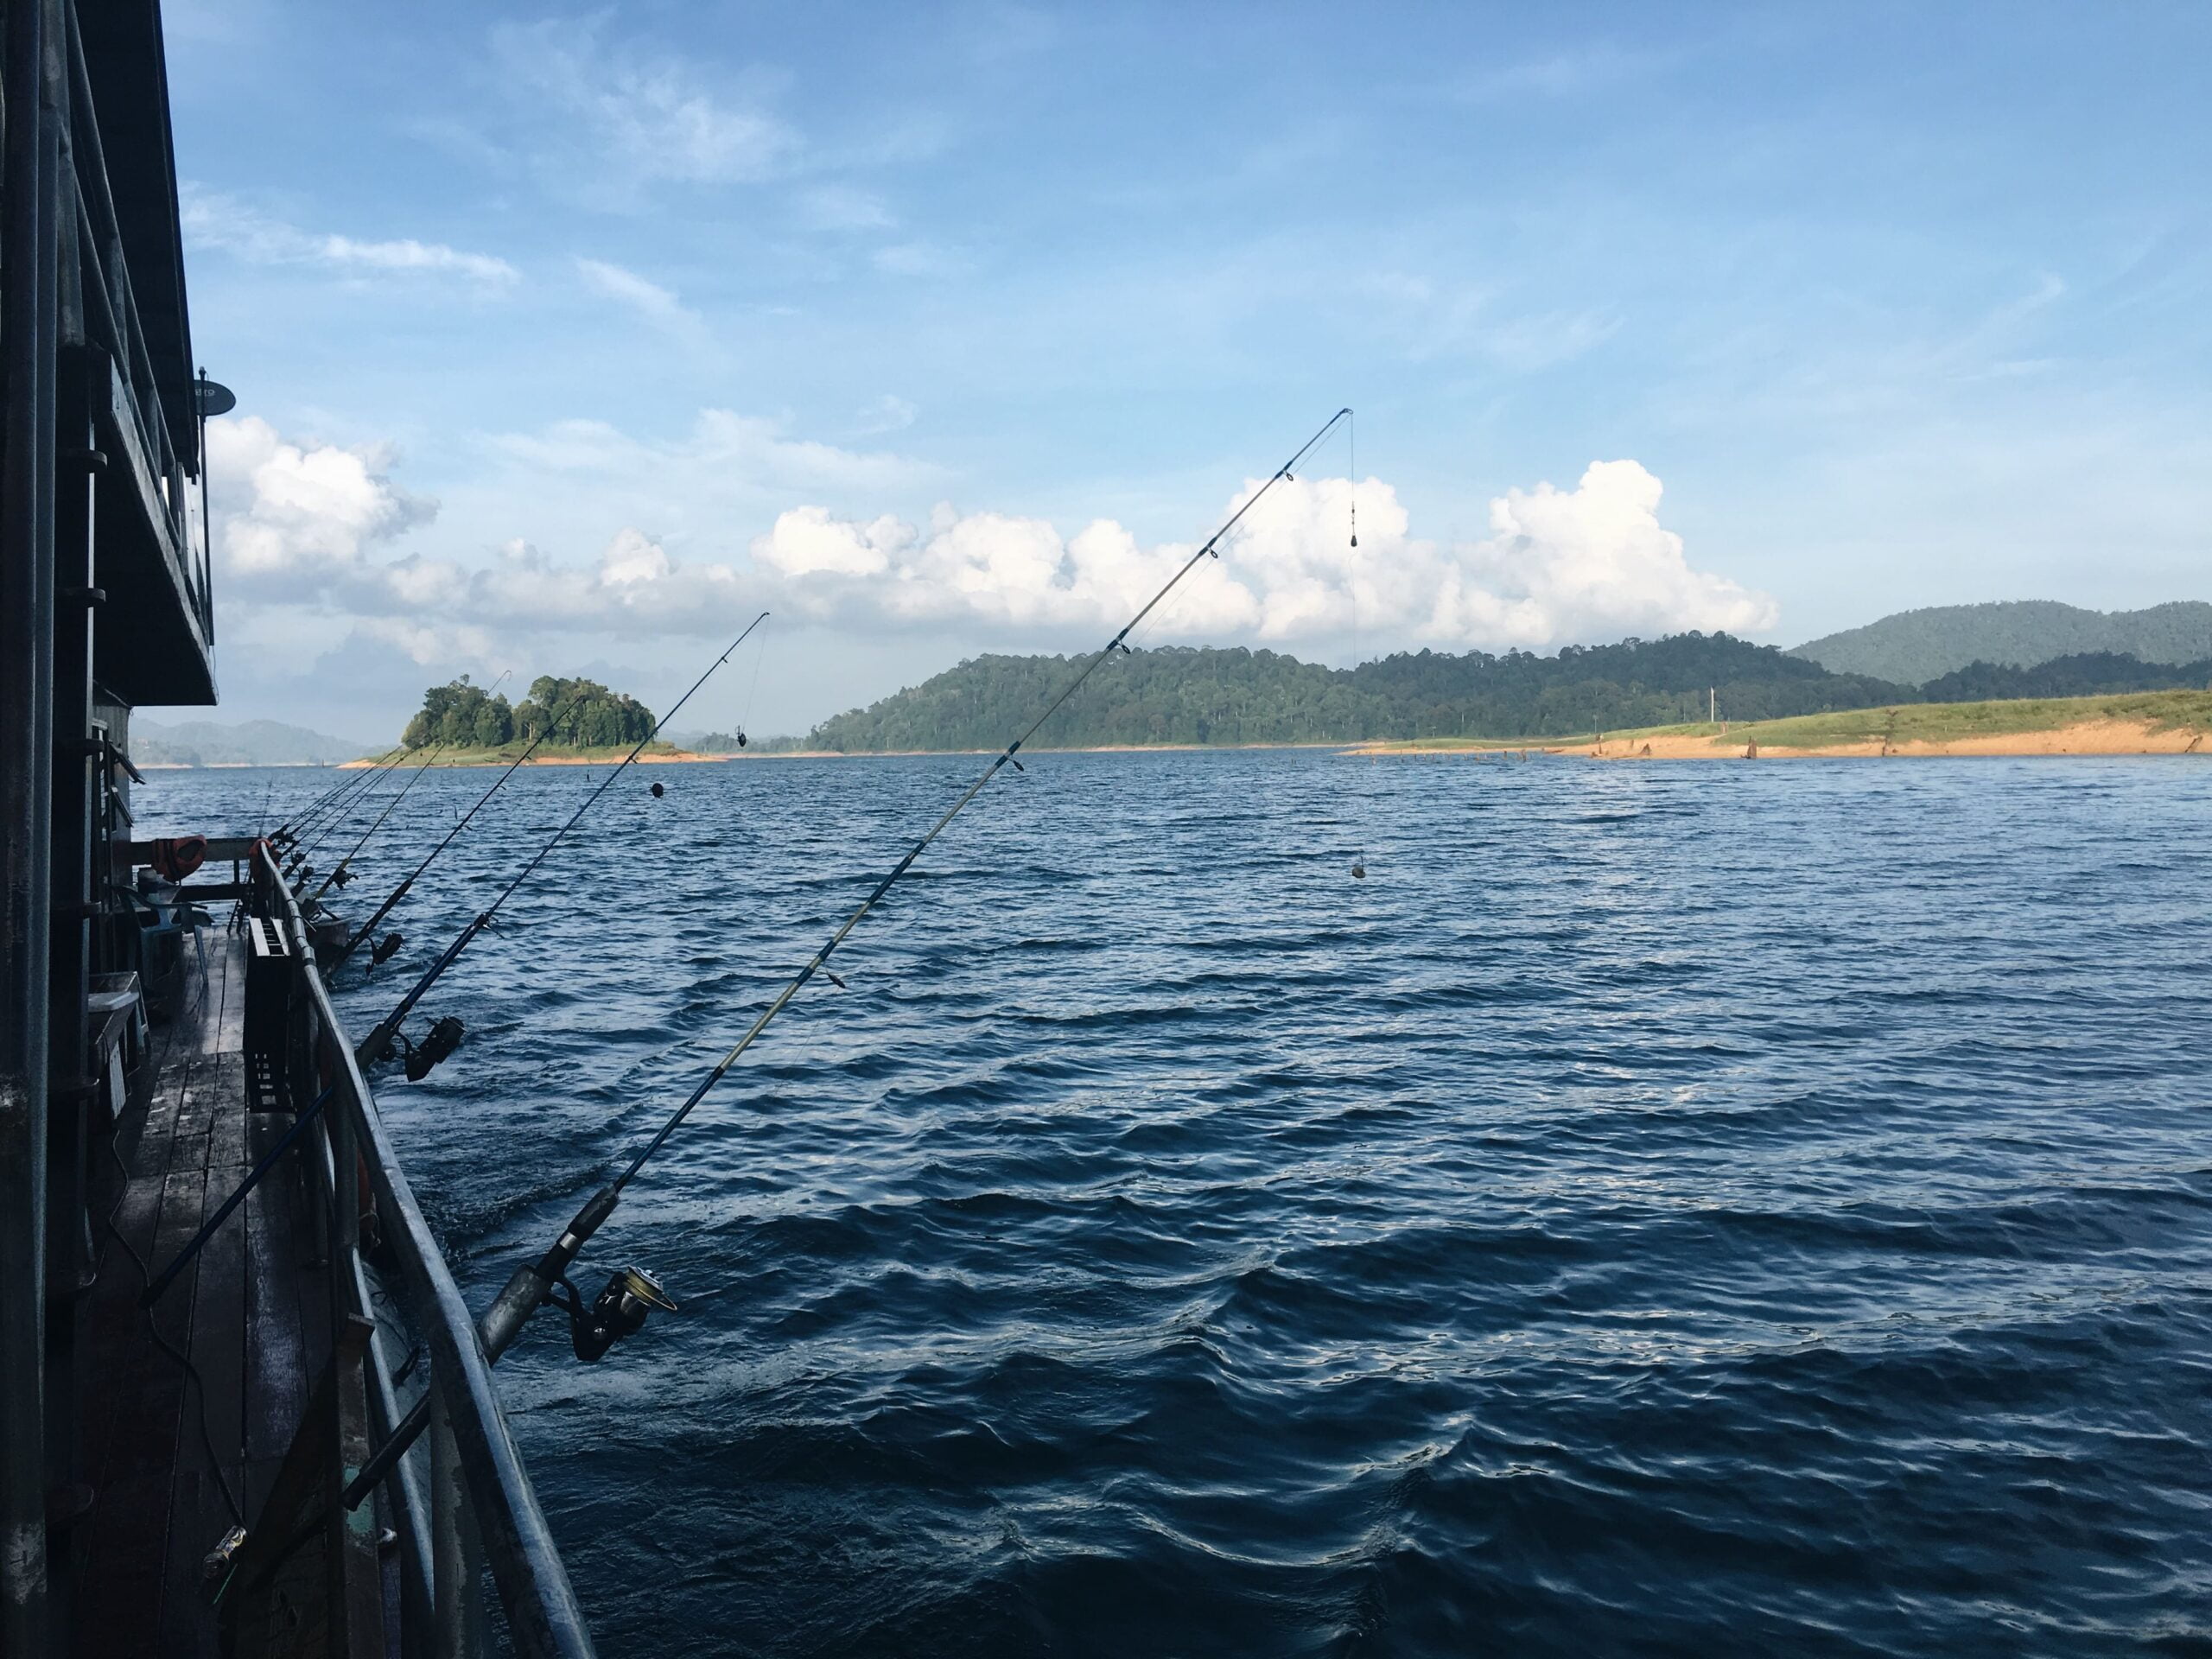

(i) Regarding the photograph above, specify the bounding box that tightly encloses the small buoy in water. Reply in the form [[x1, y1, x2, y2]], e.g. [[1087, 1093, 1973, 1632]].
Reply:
[[1351, 862, 1366, 880], [650, 780, 664, 798]]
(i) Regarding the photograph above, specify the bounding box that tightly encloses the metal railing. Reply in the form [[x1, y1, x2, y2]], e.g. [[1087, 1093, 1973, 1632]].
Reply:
[[62, 2, 213, 645], [256, 845, 595, 1657]]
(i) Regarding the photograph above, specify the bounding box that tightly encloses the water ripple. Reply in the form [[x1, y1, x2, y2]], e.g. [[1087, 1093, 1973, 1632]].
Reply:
[[138, 752, 2212, 1656]]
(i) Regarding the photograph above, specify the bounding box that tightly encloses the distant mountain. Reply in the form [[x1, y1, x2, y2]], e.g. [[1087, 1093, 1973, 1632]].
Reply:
[[131, 717, 377, 767], [1791, 601, 2212, 684], [801, 634, 1910, 751]]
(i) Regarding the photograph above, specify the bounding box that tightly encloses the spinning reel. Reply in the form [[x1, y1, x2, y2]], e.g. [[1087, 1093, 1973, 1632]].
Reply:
[[548, 1265, 677, 1363], [393, 1014, 465, 1082]]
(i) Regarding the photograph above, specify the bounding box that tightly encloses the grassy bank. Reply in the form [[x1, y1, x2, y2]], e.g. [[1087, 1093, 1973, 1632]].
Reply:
[[341, 741, 726, 768]]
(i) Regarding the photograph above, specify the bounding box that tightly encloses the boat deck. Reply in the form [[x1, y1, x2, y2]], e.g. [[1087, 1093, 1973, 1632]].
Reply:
[[73, 928, 334, 1658]]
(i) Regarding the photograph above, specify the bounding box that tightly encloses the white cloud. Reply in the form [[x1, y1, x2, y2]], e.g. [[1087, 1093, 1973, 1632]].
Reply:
[[574, 257, 704, 336], [483, 407, 935, 500], [206, 416, 438, 585], [357, 616, 501, 667], [743, 459, 1776, 649], [492, 20, 797, 189], [207, 412, 1772, 668], [180, 186, 519, 289]]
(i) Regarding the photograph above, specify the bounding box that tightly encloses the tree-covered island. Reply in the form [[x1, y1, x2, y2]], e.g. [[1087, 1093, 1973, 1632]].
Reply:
[[400, 675, 665, 757]]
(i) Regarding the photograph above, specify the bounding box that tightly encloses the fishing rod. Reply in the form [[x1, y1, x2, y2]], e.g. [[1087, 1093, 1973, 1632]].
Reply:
[[283, 747, 416, 881], [304, 742, 447, 906], [338, 412, 1351, 1513], [332, 673, 644, 972], [270, 746, 406, 855], [353, 613, 772, 1081], [296, 674, 512, 890], [141, 618, 770, 1317], [272, 751, 397, 850]]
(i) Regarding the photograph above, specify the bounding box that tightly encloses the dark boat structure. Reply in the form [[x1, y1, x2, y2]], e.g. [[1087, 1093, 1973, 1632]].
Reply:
[[2, 3, 594, 1653]]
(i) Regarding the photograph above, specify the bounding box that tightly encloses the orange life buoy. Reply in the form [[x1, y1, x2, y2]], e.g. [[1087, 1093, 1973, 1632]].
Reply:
[[149, 835, 207, 882]]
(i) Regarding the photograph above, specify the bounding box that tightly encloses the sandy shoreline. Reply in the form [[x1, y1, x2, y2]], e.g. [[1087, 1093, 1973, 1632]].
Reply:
[[263, 709, 2212, 769], [1578, 715, 2208, 760], [1359, 717, 2209, 760]]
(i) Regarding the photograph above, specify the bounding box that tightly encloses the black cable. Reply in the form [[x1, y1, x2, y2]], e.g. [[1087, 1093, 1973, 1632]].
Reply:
[[102, 1116, 245, 1530]]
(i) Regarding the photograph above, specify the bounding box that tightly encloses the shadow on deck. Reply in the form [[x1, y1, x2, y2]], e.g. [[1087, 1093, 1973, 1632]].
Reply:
[[75, 930, 333, 1656]]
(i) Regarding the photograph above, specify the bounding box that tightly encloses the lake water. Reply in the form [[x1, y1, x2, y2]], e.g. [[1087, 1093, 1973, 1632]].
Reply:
[[138, 752, 2212, 1656]]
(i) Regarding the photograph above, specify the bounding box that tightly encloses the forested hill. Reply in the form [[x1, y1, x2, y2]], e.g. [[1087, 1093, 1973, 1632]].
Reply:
[[1791, 601, 2212, 683], [798, 634, 1910, 750]]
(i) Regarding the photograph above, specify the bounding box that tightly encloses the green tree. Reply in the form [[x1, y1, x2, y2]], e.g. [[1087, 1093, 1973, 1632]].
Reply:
[[400, 674, 655, 753]]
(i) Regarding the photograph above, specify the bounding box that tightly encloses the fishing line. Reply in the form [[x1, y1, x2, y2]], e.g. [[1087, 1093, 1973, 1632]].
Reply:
[[274, 747, 407, 861], [618, 415, 1344, 1189], [270, 754, 388, 849], [1344, 410, 1373, 880], [292, 665, 511, 867], [161, 617, 776, 1458], [334, 413, 1354, 1516], [738, 625, 767, 747], [288, 746, 421, 875], [352, 613, 772, 1077], [331, 673, 635, 970], [305, 742, 447, 906]]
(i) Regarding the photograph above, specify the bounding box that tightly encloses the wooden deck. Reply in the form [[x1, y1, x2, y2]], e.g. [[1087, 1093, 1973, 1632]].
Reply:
[[73, 928, 331, 1658]]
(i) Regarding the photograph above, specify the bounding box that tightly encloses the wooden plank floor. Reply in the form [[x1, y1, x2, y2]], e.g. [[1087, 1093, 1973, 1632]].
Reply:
[[73, 929, 330, 1659]]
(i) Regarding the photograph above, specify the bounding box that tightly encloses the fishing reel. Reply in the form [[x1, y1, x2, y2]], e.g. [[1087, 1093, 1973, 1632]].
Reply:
[[548, 1265, 677, 1363], [367, 932, 404, 973], [395, 1015, 465, 1082], [329, 861, 358, 889]]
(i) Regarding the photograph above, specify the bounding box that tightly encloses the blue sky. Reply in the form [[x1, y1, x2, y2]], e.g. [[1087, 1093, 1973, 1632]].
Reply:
[[157, 2, 2212, 741]]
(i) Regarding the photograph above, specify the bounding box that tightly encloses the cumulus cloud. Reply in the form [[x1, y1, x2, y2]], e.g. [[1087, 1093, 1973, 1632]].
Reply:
[[207, 412, 1774, 666], [181, 187, 519, 289], [207, 416, 438, 588], [743, 460, 1777, 649]]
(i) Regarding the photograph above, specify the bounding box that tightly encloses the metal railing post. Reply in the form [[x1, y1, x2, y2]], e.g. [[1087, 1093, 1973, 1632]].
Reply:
[[329, 1078, 360, 1342], [429, 1376, 483, 1659], [258, 844, 594, 1657]]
